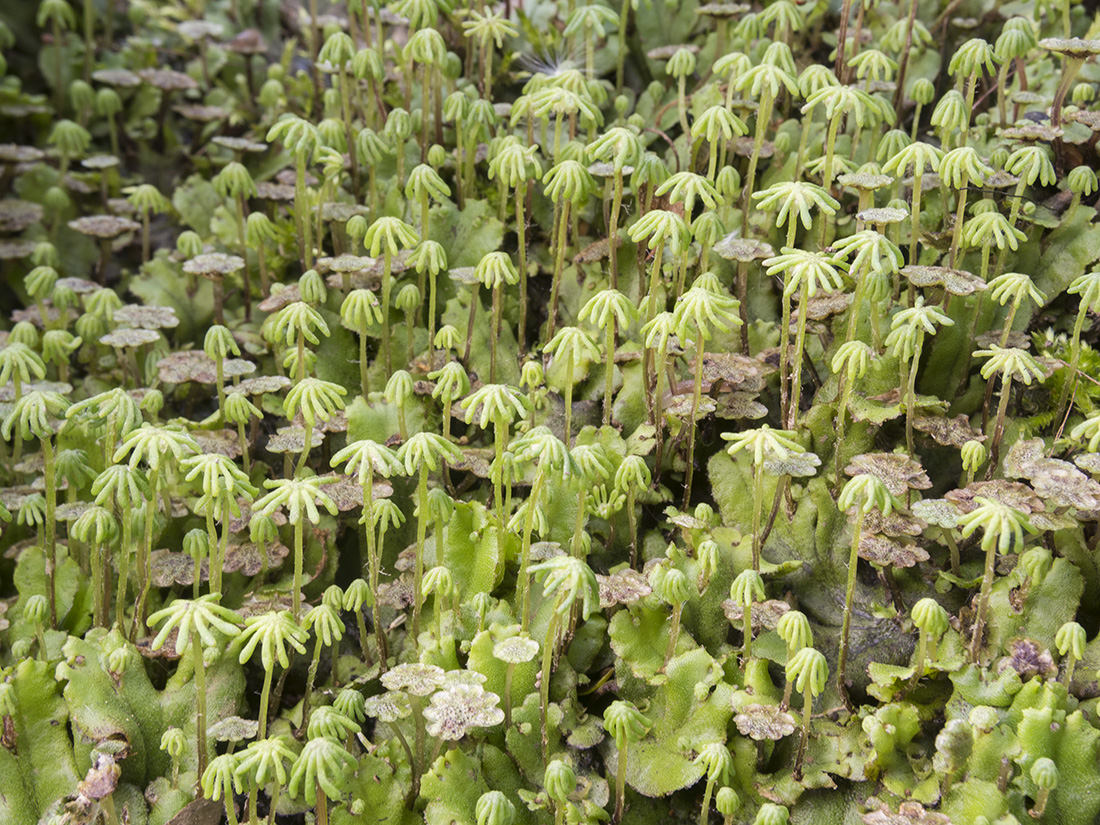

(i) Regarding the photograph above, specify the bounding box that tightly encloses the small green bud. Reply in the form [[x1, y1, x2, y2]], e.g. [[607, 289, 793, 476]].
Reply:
[[755, 802, 790, 825], [24, 594, 49, 626], [160, 727, 186, 758], [659, 567, 692, 606], [519, 360, 544, 389], [1031, 757, 1058, 790], [299, 269, 327, 305], [204, 325, 240, 361], [730, 569, 765, 607], [911, 598, 950, 638], [544, 759, 576, 802], [184, 528, 209, 560], [716, 787, 740, 817], [911, 78, 935, 105], [177, 231, 204, 259], [475, 791, 516, 825], [960, 440, 986, 473], [1055, 621, 1087, 661]]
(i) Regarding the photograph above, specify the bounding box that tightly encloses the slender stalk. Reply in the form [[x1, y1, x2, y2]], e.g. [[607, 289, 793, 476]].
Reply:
[[41, 437, 59, 627], [787, 283, 811, 429], [413, 466, 429, 646], [751, 468, 765, 571], [837, 508, 865, 706], [516, 184, 528, 355], [301, 635, 324, 733], [614, 742, 629, 823], [540, 608, 562, 761], [504, 662, 516, 729], [193, 628, 209, 781], [1056, 306, 1089, 423], [519, 468, 546, 631], [970, 536, 997, 663], [604, 321, 617, 426], [292, 520, 304, 621], [741, 92, 775, 235], [563, 360, 576, 447], [547, 202, 571, 344], [683, 330, 705, 508], [987, 374, 1013, 479], [793, 684, 812, 779]]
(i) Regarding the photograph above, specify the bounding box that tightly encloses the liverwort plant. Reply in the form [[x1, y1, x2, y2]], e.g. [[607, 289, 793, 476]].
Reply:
[[1056, 270, 1100, 422], [512, 427, 574, 626], [836, 474, 901, 705], [786, 647, 827, 779], [973, 346, 1046, 470], [692, 744, 731, 825], [493, 634, 539, 731], [672, 274, 742, 507], [235, 735, 297, 825], [397, 432, 463, 645], [763, 248, 847, 429], [1056, 621, 1086, 687], [300, 603, 345, 732], [657, 567, 692, 670], [270, 301, 331, 383], [543, 160, 598, 342], [239, 610, 309, 738], [587, 127, 642, 289], [410, 241, 449, 367], [203, 325, 240, 416], [907, 598, 949, 692], [202, 752, 243, 825], [940, 147, 994, 268], [603, 699, 651, 823], [266, 116, 321, 271], [115, 424, 199, 629], [340, 290, 384, 399], [722, 426, 805, 571], [463, 383, 530, 526], [529, 555, 598, 759], [429, 360, 470, 445], [285, 377, 347, 473], [461, 10, 516, 100], [488, 142, 541, 351], [957, 497, 1036, 661], [3, 390, 68, 627], [543, 326, 600, 447], [776, 610, 813, 710], [580, 288, 638, 427], [254, 476, 339, 620], [830, 341, 872, 483], [987, 272, 1044, 348], [147, 594, 243, 780], [630, 210, 688, 392], [182, 452, 257, 596], [331, 439, 404, 662], [735, 60, 798, 233], [730, 569, 765, 664], [615, 455, 651, 569], [71, 505, 117, 626], [289, 735, 357, 825], [363, 216, 419, 374], [544, 759, 576, 825], [884, 298, 953, 453], [385, 371, 414, 442], [882, 141, 943, 268], [475, 252, 520, 383]]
